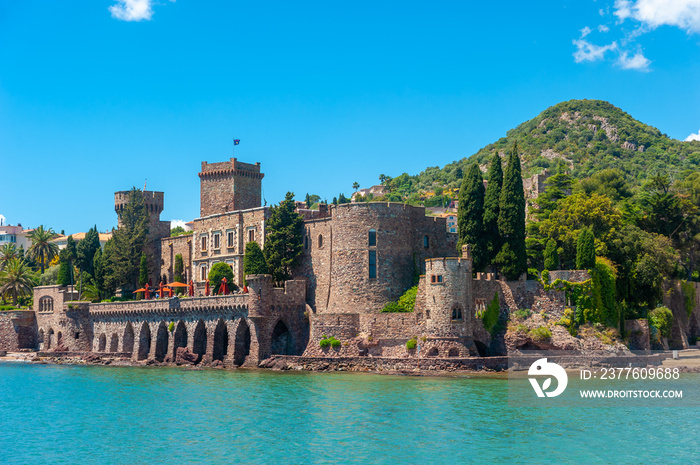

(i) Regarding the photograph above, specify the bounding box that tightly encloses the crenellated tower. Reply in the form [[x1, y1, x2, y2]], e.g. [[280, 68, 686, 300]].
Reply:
[[198, 158, 264, 217]]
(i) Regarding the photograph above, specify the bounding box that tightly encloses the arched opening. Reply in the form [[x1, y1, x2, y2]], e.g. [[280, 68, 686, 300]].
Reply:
[[155, 322, 169, 362], [123, 323, 135, 355], [448, 347, 460, 357], [233, 320, 251, 366], [40, 296, 54, 312], [474, 340, 489, 357], [173, 321, 187, 359], [38, 329, 45, 350], [138, 322, 151, 360], [110, 333, 119, 352], [451, 305, 463, 321], [47, 328, 54, 349], [271, 320, 293, 355], [192, 320, 207, 362], [423, 235, 429, 248], [427, 347, 439, 357], [318, 234, 323, 248], [98, 333, 107, 352], [212, 319, 228, 362], [368, 229, 376, 246]]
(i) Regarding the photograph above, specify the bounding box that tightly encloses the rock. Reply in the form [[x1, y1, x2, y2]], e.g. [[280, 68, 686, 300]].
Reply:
[[210, 360, 223, 368], [175, 347, 199, 365], [0, 351, 7, 357]]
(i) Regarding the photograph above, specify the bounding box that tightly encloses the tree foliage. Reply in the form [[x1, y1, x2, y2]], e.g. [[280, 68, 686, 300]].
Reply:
[[243, 241, 268, 279], [27, 226, 59, 274], [458, 164, 486, 270], [576, 228, 595, 270], [543, 238, 559, 271], [0, 258, 34, 306], [483, 153, 503, 266], [174, 254, 184, 283], [263, 192, 304, 284], [495, 143, 527, 279], [208, 262, 235, 294]]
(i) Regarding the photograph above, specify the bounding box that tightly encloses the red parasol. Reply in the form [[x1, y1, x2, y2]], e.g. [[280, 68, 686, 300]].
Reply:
[[168, 286, 173, 298], [205, 279, 210, 296], [188, 280, 194, 297], [219, 277, 229, 295], [243, 285, 248, 293]]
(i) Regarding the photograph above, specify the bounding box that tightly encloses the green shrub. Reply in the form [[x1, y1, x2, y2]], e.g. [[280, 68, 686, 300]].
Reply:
[[208, 262, 236, 294], [381, 286, 417, 312], [649, 306, 673, 339], [330, 338, 341, 349], [0, 305, 18, 311], [478, 292, 500, 334], [320, 336, 341, 349], [681, 281, 696, 318], [512, 308, 532, 319], [319, 338, 331, 349], [406, 338, 417, 350], [529, 326, 552, 342], [168, 322, 175, 332]]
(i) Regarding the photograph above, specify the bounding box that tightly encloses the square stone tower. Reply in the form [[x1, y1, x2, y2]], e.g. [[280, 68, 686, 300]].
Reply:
[[198, 158, 264, 217]]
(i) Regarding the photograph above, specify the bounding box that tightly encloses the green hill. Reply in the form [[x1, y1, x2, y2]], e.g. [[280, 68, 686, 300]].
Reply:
[[377, 100, 700, 203]]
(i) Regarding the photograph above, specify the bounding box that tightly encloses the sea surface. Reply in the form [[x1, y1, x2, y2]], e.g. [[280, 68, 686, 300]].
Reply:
[[0, 362, 698, 464]]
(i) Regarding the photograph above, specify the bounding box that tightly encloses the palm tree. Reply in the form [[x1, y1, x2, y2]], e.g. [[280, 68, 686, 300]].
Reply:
[[0, 243, 19, 270], [352, 182, 360, 192], [28, 226, 59, 274], [0, 258, 34, 307]]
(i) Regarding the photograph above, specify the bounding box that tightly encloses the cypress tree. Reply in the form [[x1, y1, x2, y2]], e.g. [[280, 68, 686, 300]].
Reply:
[[139, 253, 149, 287], [264, 192, 304, 284], [57, 258, 71, 286], [543, 238, 559, 271], [495, 142, 527, 280], [576, 228, 595, 270], [93, 248, 104, 295], [458, 164, 486, 270], [174, 254, 184, 283], [244, 241, 269, 282], [483, 152, 503, 266]]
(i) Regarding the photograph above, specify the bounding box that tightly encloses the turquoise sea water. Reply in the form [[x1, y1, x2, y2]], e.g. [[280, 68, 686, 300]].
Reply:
[[0, 363, 698, 464]]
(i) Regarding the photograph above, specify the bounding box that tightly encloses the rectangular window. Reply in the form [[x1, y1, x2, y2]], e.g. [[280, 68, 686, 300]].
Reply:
[[213, 233, 220, 249], [368, 229, 376, 247], [201, 265, 207, 281], [437, 275, 443, 283], [227, 231, 235, 247], [369, 250, 377, 279], [200, 235, 207, 251], [248, 229, 255, 242]]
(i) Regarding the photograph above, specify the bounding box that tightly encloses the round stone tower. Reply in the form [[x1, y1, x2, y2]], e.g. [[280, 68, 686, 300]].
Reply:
[[114, 190, 164, 229], [245, 274, 273, 318]]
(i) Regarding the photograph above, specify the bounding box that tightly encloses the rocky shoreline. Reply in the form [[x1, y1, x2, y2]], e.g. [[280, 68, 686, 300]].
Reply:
[[4, 349, 700, 375]]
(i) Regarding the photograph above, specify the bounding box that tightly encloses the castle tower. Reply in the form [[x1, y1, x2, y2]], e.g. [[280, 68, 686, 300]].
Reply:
[[198, 158, 264, 217], [114, 190, 170, 286]]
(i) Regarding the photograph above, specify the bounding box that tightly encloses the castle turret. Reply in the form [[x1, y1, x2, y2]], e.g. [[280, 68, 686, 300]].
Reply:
[[198, 158, 264, 217], [245, 274, 273, 318]]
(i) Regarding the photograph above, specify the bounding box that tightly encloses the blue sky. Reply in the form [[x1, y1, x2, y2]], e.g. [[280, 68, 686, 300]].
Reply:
[[1, 0, 700, 233]]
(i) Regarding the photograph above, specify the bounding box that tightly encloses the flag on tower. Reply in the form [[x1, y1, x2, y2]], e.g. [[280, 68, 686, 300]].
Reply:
[[234, 139, 240, 145]]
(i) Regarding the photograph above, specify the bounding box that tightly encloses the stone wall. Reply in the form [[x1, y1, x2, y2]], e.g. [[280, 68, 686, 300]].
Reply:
[[198, 158, 263, 217], [297, 218, 333, 312], [662, 281, 700, 350], [161, 234, 193, 284], [548, 270, 591, 283], [625, 319, 651, 351], [0, 311, 37, 351]]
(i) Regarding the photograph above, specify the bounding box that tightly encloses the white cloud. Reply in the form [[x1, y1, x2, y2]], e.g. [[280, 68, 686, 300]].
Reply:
[[109, 0, 153, 21], [573, 38, 618, 62], [0, 214, 5, 227], [170, 219, 190, 230], [581, 26, 592, 38], [614, 0, 700, 33], [686, 129, 700, 141], [617, 50, 651, 70], [598, 24, 610, 32]]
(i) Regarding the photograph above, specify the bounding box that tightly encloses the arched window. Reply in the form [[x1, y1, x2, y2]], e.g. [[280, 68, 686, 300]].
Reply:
[[39, 296, 53, 313], [368, 229, 376, 246], [452, 305, 463, 321], [318, 234, 323, 248], [423, 235, 429, 248]]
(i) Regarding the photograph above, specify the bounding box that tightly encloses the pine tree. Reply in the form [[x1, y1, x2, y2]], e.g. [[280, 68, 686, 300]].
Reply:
[[483, 152, 503, 266], [543, 238, 559, 271], [458, 164, 486, 270], [305, 193, 311, 208], [576, 228, 595, 270], [93, 248, 104, 296], [77, 226, 101, 276], [495, 143, 527, 280], [244, 241, 268, 283], [139, 253, 149, 287], [264, 192, 304, 284]]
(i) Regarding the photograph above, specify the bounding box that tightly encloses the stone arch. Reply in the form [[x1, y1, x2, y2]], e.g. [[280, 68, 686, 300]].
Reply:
[[427, 347, 439, 357], [155, 322, 169, 362], [448, 347, 460, 357], [39, 296, 54, 312], [98, 333, 107, 352], [47, 328, 54, 349], [173, 321, 187, 359], [192, 319, 207, 361], [271, 319, 293, 355], [137, 322, 151, 360], [110, 333, 119, 352], [212, 318, 228, 362], [123, 323, 135, 355], [233, 319, 251, 366]]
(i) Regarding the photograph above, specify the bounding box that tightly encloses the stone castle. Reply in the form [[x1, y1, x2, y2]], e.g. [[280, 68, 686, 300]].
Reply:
[[4, 155, 697, 366]]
